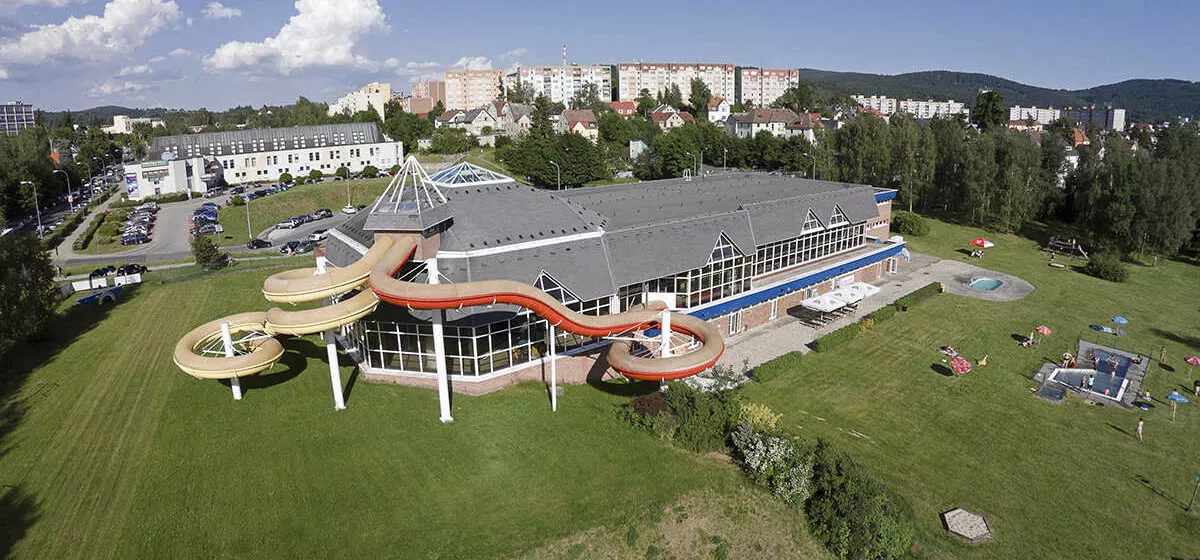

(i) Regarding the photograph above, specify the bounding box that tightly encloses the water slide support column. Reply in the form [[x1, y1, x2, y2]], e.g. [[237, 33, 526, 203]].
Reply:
[[547, 324, 557, 412], [427, 257, 453, 423], [220, 321, 242, 400], [315, 251, 346, 410], [659, 309, 671, 391]]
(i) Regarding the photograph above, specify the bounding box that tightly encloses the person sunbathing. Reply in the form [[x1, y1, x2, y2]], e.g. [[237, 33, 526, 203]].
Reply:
[[940, 345, 959, 356]]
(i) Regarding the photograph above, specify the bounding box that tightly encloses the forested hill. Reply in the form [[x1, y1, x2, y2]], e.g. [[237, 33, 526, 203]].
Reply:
[[800, 69, 1200, 123]]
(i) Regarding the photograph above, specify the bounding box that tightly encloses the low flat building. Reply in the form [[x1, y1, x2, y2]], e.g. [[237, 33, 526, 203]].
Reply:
[[102, 114, 166, 135], [122, 157, 221, 200], [145, 122, 403, 185]]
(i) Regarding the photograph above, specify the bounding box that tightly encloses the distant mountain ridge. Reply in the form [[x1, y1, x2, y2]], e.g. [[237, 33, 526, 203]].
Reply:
[[47, 70, 1200, 126], [800, 69, 1200, 123]]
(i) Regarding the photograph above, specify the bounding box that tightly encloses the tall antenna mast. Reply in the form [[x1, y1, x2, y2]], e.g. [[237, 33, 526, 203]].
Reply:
[[562, 43, 567, 66]]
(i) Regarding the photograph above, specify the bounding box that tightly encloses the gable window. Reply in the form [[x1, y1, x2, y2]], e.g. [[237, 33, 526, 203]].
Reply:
[[829, 205, 851, 227], [802, 209, 823, 233]]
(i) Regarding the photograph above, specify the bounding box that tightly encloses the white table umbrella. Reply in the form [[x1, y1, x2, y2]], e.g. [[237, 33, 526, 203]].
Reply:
[[801, 293, 848, 313]]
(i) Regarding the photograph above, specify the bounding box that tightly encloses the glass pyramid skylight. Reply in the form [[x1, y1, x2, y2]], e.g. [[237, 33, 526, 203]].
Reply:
[[428, 161, 511, 187]]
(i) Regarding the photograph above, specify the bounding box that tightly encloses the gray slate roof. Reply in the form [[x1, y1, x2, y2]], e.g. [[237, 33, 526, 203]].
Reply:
[[333, 169, 882, 302], [148, 122, 388, 160]]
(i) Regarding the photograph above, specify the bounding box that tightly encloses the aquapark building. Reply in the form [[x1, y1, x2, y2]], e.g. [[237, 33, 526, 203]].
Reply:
[[174, 159, 904, 417]]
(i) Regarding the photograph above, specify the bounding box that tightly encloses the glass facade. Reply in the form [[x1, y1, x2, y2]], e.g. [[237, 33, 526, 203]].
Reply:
[[359, 216, 869, 378]]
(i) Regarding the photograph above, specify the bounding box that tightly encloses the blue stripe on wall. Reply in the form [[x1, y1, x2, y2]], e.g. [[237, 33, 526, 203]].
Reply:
[[874, 190, 897, 203], [687, 243, 905, 321]]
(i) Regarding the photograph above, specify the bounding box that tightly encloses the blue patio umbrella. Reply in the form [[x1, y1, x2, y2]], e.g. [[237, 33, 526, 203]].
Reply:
[[1112, 316, 1129, 324]]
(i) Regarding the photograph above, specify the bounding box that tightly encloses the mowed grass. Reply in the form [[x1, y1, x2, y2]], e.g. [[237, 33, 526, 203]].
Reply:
[[217, 177, 392, 245], [0, 264, 742, 558], [743, 218, 1200, 560]]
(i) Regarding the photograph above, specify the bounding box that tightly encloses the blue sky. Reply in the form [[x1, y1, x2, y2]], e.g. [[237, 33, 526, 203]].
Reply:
[[0, 0, 1195, 111]]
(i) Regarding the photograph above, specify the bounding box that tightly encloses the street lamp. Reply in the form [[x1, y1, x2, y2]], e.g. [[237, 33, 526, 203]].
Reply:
[[20, 180, 41, 236], [346, 178, 352, 207], [52, 169, 73, 212], [548, 159, 561, 190], [685, 151, 697, 177], [805, 152, 817, 180], [245, 196, 253, 241]]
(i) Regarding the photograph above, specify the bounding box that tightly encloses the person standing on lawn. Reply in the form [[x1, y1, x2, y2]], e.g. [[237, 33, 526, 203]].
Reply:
[[1160, 346, 1167, 365], [1135, 418, 1144, 441]]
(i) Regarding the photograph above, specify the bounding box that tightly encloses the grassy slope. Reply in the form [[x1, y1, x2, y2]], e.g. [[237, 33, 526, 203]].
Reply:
[[1, 263, 745, 559], [216, 177, 391, 246], [743, 218, 1200, 560]]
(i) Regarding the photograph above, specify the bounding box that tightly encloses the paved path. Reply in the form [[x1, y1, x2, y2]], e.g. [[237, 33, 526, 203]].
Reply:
[[54, 253, 301, 282], [718, 252, 1034, 372]]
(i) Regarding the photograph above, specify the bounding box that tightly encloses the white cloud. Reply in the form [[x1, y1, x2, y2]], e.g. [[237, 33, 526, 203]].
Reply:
[[0, 0, 182, 76], [168, 47, 191, 57], [186, 16, 193, 26], [203, 0, 388, 75], [450, 56, 491, 71], [148, 55, 165, 63], [118, 64, 153, 76], [0, 0, 86, 7], [202, 1, 241, 19], [86, 79, 151, 98], [498, 47, 527, 60]]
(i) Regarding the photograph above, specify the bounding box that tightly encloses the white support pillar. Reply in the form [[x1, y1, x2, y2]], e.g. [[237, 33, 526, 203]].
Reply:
[[220, 321, 242, 401], [427, 258, 453, 423], [660, 308, 672, 358], [325, 329, 346, 410], [547, 324, 558, 412]]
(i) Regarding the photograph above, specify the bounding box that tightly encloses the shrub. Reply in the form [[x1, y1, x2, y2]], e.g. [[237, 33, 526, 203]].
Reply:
[[335, 165, 350, 179], [729, 424, 815, 506], [662, 382, 739, 453], [389, 163, 401, 175], [624, 392, 679, 441], [737, 402, 781, 431], [805, 440, 913, 560], [278, 172, 293, 184], [1085, 252, 1129, 282], [42, 211, 84, 249], [857, 317, 875, 333], [866, 305, 897, 324], [752, 351, 802, 383], [308, 169, 324, 181], [893, 281, 941, 311], [229, 195, 245, 206], [191, 234, 228, 270], [812, 323, 859, 353], [361, 165, 379, 177], [890, 210, 929, 236]]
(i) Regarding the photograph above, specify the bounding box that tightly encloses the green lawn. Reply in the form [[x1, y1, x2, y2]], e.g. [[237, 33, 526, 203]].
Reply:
[[0, 262, 747, 558], [217, 177, 392, 246], [743, 218, 1200, 559]]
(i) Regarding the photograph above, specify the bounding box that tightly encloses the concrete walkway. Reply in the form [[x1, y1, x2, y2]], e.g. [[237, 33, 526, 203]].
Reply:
[[718, 252, 1034, 372], [49, 195, 118, 263]]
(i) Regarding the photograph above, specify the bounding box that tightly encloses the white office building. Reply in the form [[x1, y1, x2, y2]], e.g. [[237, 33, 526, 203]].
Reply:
[[1009, 106, 1062, 125], [146, 123, 403, 186], [328, 82, 392, 120], [617, 63, 736, 102], [123, 157, 219, 200], [516, 65, 612, 107], [103, 115, 166, 135]]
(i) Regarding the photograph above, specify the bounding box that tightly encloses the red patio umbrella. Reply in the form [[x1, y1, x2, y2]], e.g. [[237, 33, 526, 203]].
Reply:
[[1186, 355, 1200, 375], [949, 356, 973, 375], [1036, 325, 1052, 337], [968, 238, 995, 248]]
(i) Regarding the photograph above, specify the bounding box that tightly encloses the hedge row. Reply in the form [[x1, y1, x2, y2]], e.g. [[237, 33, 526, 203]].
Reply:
[[41, 211, 85, 249], [109, 192, 190, 209], [811, 282, 942, 353], [72, 211, 107, 251]]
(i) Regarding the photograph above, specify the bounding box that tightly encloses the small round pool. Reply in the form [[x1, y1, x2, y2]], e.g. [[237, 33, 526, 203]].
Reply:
[[968, 277, 1004, 291]]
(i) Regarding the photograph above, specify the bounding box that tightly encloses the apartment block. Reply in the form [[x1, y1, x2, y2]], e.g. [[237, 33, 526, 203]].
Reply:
[[617, 63, 736, 102], [0, 101, 35, 136], [1064, 105, 1126, 131], [412, 80, 447, 107], [328, 82, 392, 120], [1009, 106, 1062, 125], [851, 95, 898, 115], [895, 99, 968, 119], [738, 68, 800, 107], [517, 65, 613, 107], [445, 70, 504, 110]]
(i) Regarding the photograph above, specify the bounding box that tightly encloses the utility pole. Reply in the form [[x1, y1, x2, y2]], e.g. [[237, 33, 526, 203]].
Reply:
[[20, 180, 41, 235], [52, 169, 73, 212]]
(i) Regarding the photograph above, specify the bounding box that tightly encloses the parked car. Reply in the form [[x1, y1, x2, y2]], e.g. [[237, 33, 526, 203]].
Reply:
[[204, 188, 225, 198], [245, 238, 272, 250], [190, 223, 224, 235], [229, 186, 245, 195], [341, 205, 358, 215], [276, 218, 299, 229], [89, 265, 116, 278], [120, 233, 150, 245], [310, 208, 333, 220], [199, 202, 220, 210], [308, 229, 328, 242], [253, 189, 268, 198], [116, 263, 148, 275], [279, 240, 301, 254], [294, 214, 313, 225], [191, 216, 217, 228]]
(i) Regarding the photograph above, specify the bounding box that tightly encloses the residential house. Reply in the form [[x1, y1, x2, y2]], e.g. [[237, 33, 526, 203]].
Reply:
[[726, 107, 800, 138], [784, 112, 824, 143], [707, 97, 730, 124], [649, 109, 695, 132], [558, 109, 600, 143], [610, 101, 637, 117]]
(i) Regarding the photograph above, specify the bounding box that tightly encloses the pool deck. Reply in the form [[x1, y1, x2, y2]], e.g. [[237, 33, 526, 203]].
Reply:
[[1031, 340, 1149, 407]]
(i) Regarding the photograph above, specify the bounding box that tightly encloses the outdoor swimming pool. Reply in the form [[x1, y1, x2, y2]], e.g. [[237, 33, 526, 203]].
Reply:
[[1048, 349, 1135, 401], [968, 277, 1004, 291]]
